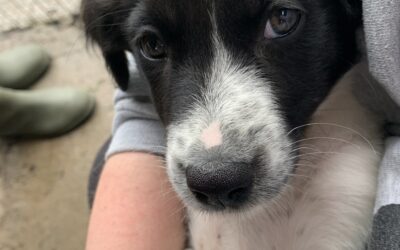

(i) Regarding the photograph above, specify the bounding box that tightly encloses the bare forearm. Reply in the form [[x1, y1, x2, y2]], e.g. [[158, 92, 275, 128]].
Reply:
[[86, 152, 185, 250]]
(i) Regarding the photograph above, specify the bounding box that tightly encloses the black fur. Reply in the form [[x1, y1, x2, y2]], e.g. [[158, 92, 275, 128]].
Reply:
[[82, 0, 362, 130], [82, 0, 139, 90], [83, 0, 364, 212]]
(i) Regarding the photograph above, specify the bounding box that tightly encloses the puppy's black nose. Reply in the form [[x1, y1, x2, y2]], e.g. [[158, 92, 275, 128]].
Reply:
[[186, 162, 253, 209]]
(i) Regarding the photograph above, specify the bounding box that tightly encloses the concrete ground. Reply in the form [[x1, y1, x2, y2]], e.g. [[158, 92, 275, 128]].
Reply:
[[0, 24, 114, 250], [0, 0, 79, 32]]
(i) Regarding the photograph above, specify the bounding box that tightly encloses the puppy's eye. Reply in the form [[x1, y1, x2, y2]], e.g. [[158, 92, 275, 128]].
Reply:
[[265, 9, 301, 39], [138, 33, 167, 60]]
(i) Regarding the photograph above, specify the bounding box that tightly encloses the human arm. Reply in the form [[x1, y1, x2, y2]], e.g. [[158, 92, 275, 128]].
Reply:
[[86, 64, 186, 250], [86, 152, 186, 250]]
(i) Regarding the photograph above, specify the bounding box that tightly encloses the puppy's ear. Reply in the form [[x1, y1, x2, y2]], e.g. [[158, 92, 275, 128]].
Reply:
[[82, 0, 138, 91]]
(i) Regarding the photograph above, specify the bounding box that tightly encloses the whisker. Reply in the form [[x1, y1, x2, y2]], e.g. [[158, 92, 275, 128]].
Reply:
[[286, 122, 377, 154], [286, 173, 312, 180], [286, 151, 365, 161], [168, 205, 187, 219], [285, 136, 362, 150]]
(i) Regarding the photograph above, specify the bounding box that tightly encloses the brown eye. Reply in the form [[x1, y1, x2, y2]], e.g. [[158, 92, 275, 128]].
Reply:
[[138, 33, 167, 60], [265, 9, 301, 39]]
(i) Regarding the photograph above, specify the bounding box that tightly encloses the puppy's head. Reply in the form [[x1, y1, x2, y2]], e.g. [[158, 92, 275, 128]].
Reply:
[[83, 0, 362, 212]]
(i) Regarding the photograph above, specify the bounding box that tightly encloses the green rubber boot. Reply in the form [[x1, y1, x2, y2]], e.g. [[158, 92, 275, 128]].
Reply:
[[0, 87, 96, 137], [0, 45, 51, 89]]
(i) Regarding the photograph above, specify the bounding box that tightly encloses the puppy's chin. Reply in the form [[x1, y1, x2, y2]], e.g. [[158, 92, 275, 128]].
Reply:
[[186, 190, 288, 219]]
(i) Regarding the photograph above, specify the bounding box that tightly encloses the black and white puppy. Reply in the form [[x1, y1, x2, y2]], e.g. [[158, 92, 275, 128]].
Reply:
[[83, 0, 383, 248]]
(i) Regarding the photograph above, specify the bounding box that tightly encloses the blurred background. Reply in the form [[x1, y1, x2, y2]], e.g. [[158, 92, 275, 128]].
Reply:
[[0, 0, 114, 249]]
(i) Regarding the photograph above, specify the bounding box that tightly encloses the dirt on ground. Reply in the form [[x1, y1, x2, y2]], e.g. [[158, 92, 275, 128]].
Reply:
[[0, 24, 114, 250]]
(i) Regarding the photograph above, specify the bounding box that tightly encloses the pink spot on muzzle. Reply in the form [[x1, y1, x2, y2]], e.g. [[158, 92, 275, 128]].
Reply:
[[201, 121, 223, 149]]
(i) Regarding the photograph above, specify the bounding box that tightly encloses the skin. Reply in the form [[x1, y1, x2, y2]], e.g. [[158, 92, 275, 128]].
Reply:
[[86, 152, 185, 250]]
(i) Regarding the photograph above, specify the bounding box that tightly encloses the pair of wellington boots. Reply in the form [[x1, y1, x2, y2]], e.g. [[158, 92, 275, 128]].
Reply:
[[0, 45, 95, 137]]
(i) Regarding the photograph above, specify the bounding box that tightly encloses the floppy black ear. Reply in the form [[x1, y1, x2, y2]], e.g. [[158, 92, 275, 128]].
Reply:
[[81, 0, 138, 91]]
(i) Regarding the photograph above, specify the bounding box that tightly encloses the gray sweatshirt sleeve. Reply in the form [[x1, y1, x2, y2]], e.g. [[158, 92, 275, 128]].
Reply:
[[105, 56, 166, 158], [364, 0, 400, 106], [363, 0, 400, 248]]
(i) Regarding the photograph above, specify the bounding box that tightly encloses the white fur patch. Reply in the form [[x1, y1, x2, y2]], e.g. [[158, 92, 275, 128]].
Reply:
[[166, 36, 292, 208], [165, 4, 382, 248], [188, 64, 383, 250], [201, 121, 223, 149]]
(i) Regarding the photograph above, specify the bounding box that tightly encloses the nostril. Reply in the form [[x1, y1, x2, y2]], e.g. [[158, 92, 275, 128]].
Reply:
[[227, 187, 250, 202], [186, 161, 254, 208], [192, 191, 209, 204]]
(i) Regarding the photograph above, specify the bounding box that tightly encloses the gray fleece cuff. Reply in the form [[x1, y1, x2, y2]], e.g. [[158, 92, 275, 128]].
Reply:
[[105, 88, 167, 158], [106, 117, 166, 158], [105, 55, 167, 158]]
